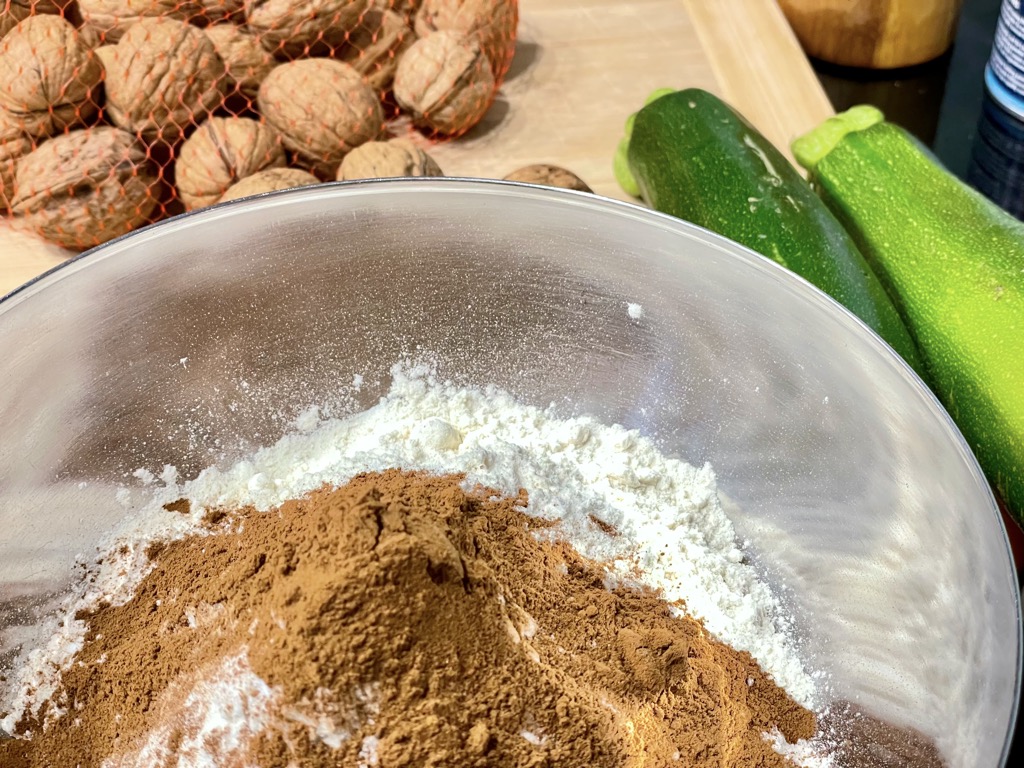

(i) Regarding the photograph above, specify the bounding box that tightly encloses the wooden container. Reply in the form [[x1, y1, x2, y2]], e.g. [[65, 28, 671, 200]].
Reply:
[[778, 0, 965, 69]]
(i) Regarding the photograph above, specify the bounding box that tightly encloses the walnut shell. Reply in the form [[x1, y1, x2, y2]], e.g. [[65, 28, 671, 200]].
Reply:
[[176, 117, 286, 210], [2, 3, 76, 51], [503, 164, 593, 193], [205, 23, 275, 99], [243, 0, 371, 58], [372, 0, 419, 19], [336, 138, 442, 180], [77, 24, 104, 49], [5, 0, 76, 19], [0, 15, 103, 137], [258, 59, 383, 176], [10, 126, 159, 248], [415, 0, 517, 81], [1, 5, 30, 41], [219, 167, 320, 202], [340, 8, 415, 93], [93, 43, 118, 71], [78, 0, 204, 44], [199, 0, 244, 21], [1, 112, 33, 210], [104, 18, 226, 143], [393, 30, 494, 136]]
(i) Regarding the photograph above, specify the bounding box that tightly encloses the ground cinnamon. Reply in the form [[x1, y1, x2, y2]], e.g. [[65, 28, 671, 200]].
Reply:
[[0, 470, 935, 767]]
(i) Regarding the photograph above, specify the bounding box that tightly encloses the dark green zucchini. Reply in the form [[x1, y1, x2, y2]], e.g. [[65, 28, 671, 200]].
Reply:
[[617, 88, 924, 376]]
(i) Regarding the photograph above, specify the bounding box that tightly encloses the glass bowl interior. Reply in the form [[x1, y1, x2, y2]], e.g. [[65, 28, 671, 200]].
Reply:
[[0, 179, 1018, 766]]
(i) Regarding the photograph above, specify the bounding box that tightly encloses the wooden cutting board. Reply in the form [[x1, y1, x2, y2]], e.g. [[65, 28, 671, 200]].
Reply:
[[0, 0, 833, 297]]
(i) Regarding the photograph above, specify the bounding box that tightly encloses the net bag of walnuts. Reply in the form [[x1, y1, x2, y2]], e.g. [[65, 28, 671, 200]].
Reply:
[[0, 0, 518, 250]]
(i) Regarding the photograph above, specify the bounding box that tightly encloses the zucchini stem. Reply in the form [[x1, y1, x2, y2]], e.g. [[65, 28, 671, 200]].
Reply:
[[791, 105, 885, 171]]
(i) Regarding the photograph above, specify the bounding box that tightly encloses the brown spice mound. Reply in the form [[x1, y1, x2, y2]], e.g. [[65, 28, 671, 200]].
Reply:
[[7, 470, 825, 765]]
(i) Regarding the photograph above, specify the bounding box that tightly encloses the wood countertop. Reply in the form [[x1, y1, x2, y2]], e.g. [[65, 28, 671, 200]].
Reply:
[[0, 0, 834, 297]]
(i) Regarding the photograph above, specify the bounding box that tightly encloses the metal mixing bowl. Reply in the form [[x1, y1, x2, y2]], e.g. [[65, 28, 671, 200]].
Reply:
[[0, 179, 1019, 765]]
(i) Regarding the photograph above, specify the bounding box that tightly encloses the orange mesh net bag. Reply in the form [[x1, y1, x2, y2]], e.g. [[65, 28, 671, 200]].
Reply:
[[0, 0, 518, 250]]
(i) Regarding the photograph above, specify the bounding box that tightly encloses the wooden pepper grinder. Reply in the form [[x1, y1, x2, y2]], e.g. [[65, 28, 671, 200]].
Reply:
[[778, 0, 965, 69]]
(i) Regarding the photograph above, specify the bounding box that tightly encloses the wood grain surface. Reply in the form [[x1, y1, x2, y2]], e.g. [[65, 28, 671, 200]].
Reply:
[[0, 0, 834, 297]]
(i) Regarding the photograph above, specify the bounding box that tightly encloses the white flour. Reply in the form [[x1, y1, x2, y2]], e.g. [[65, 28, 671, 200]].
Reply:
[[1, 362, 821, 744], [100, 652, 381, 767], [764, 728, 835, 768], [103, 651, 277, 768]]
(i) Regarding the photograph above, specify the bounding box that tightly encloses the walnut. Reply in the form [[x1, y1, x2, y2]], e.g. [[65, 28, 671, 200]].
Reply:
[[393, 30, 494, 136], [336, 138, 442, 180], [258, 59, 383, 176], [219, 167, 320, 202], [371, 0, 419, 25], [78, 0, 204, 44], [93, 43, 118, 71], [12, 1, 75, 10], [198, 0, 244, 21], [1, 112, 33, 210], [244, 0, 371, 58], [10, 126, 159, 248], [503, 164, 593, 193], [77, 24, 104, 49], [0, 2, 30, 40], [176, 117, 286, 210], [1, 5, 30, 41], [3, 2, 76, 42], [205, 24, 275, 99], [0, 16, 103, 138], [104, 18, 226, 143], [415, 0, 517, 81], [4, 0, 76, 19], [340, 8, 415, 93], [373, 0, 419, 14]]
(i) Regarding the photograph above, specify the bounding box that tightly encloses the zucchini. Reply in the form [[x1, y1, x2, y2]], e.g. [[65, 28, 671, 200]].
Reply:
[[620, 88, 924, 376], [794, 108, 1024, 523]]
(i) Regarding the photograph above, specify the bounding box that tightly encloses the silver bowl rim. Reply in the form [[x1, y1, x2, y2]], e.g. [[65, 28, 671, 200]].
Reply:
[[1, 176, 1020, 762]]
